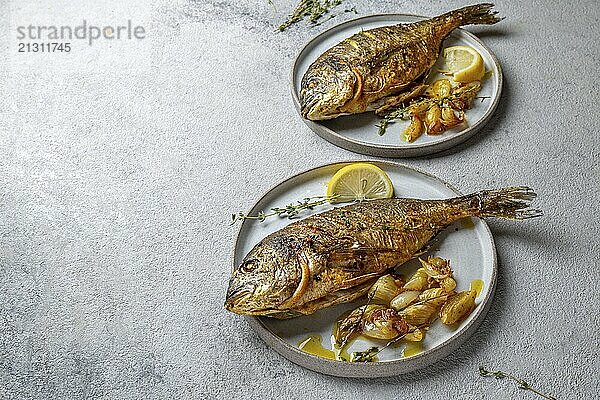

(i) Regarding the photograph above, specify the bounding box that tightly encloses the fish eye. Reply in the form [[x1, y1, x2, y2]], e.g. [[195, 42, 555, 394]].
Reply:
[[240, 260, 258, 273]]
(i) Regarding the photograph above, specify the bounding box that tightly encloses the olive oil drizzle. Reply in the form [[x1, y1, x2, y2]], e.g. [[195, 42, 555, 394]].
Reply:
[[470, 279, 484, 297], [298, 335, 337, 360], [298, 335, 352, 361], [403, 342, 423, 358], [460, 217, 475, 229]]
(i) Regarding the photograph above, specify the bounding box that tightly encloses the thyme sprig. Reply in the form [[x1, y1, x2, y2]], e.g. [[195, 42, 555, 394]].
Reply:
[[350, 346, 378, 362], [278, 0, 352, 31], [375, 103, 415, 136], [350, 322, 428, 362], [336, 290, 376, 352], [231, 195, 339, 225], [479, 366, 557, 400]]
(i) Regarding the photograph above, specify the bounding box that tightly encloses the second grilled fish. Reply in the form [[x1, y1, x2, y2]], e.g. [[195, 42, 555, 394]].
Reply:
[[225, 187, 541, 319], [300, 3, 501, 120]]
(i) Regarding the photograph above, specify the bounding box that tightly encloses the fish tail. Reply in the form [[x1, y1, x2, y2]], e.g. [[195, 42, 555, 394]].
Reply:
[[447, 3, 503, 26], [469, 186, 543, 220]]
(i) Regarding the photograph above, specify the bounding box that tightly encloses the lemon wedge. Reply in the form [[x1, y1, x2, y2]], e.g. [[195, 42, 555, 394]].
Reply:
[[327, 163, 394, 204], [443, 46, 485, 83]]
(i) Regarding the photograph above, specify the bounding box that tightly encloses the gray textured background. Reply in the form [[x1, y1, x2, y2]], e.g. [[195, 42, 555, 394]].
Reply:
[[1, 0, 599, 399]]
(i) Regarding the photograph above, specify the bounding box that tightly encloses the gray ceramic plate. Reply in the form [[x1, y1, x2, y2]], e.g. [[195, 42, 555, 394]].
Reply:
[[291, 14, 503, 158], [233, 161, 497, 377]]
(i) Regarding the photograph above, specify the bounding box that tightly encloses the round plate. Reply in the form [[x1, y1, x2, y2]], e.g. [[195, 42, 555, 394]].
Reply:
[[233, 161, 497, 377], [291, 14, 503, 158]]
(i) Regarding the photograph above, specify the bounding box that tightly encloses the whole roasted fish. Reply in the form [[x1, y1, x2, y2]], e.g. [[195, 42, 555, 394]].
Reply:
[[225, 187, 541, 319], [300, 3, 501, 120]]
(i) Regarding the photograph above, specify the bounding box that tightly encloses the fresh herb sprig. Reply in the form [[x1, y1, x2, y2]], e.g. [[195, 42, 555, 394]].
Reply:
[[479, 366, 557, 400], [350, 346, 379, 362], [278, 0, 354, 31], [375, 103, 415, 136], [231, 195, 339, 225], [336, 290, 376, 352], [349, 324, 426, 362]]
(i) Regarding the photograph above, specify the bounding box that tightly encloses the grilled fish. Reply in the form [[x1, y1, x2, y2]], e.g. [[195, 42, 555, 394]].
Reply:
[[225, 187, 541, 319], [300, 3, 501, 120]]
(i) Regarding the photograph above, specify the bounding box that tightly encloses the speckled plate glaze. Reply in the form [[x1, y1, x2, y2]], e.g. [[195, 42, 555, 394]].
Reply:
[[291, 14, 503, 158], [233, 161, 497, 377]]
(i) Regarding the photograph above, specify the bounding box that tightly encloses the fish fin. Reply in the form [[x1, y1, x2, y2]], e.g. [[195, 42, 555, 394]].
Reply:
[[410, 233, 439, 259], [375, 84, 427, 116], [343, 272, 382, 286], [470, 186, 543, 220], [266, 310, 305, 320], [450, 3, 503, 26], [289, 280, 375, 316]]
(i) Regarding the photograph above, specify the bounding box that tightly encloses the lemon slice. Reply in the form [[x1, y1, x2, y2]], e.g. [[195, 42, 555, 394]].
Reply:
[[327, 163, 394, 203], [443, 46, 485, 83]]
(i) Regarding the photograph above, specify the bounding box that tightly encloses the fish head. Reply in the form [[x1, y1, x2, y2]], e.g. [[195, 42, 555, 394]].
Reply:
[[300, 61, 357, 120], [224, 238, 302, 315]]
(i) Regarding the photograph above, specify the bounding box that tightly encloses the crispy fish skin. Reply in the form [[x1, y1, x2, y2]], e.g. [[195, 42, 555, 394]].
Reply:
[[225, 187, 541, 319], [300, 3, 501, 120]]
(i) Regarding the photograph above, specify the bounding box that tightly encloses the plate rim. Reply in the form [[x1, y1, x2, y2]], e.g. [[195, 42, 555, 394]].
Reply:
[[232, 160, 498, 378], [290, 13, 504, 158]]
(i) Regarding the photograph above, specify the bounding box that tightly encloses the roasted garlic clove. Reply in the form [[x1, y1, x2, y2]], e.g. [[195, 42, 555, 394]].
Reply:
[[407, 100, 431, 116], [368, 274, 400, 305], [441, 106, 464, 129], [420, 257, 453, 279], [401, 115, 424, 143], [403, 268, 429, 291], [424, 104, 445, 134], [418, 288, 449, 301], [400, 297, 447, 326], [361, 305, 409, 340], [440, 277, 457, 292], [440, 290, 477, 325], [427, 79, 452, 99], [451, 81, 481, 110], [390, 290, 421, 311]]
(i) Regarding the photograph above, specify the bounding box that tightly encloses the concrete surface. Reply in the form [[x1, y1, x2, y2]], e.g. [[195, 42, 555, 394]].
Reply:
[[1, 0, 598, 398]]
